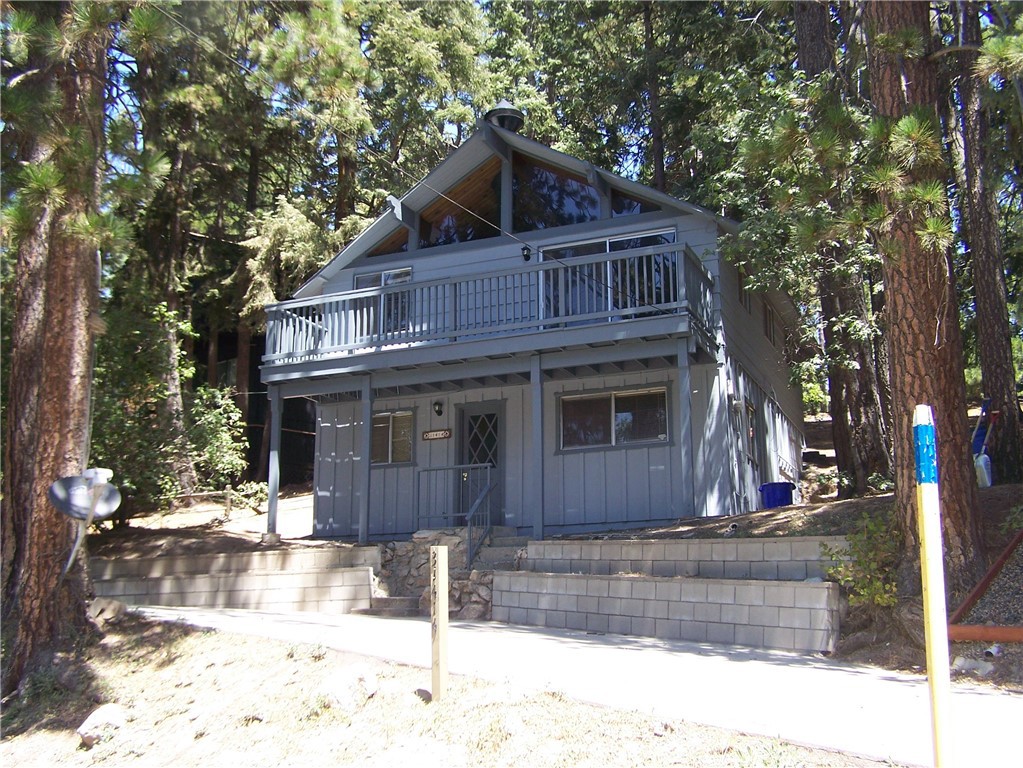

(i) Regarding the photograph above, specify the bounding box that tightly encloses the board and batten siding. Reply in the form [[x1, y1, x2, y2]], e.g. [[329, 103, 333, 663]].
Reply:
[[314, 384, 529, 538], [313, 362, 726, 538], [542, 369, 693, 531]]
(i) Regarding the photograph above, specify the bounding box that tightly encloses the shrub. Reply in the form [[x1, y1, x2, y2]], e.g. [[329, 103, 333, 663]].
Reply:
[[186, 386, 248, 490], [821, 511, 899, 611]]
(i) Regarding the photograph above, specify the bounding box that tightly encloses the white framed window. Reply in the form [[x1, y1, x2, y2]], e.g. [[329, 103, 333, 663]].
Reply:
[[355, 267, 412, 290], [355, 267, 413, 336], [371, 410, 413, 464], [560, 388, 668, 450]]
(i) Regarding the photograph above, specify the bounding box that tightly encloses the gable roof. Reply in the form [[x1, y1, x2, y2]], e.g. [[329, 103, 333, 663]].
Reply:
[[296, 121, 737, 299]]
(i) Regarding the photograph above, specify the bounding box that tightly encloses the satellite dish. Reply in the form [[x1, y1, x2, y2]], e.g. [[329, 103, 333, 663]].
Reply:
[[49, 474, 123, 580], [49, 476, 121, 521]]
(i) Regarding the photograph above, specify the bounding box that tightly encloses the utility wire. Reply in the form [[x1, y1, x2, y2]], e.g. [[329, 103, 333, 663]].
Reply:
[[153, 5, 683, 318]]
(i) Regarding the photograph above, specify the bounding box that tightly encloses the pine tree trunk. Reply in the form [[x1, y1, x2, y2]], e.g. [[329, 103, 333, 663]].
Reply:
[[2, 5, 106, 694], [864, 0, 984, 600], [643, 2, 666, 192], [795, 0, 891, 495], [956, 0, 1023, 483]]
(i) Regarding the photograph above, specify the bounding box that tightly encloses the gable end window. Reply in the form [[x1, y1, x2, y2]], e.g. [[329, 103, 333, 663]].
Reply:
[[560, 388, 668, 450], [371, 410, 413, 464]]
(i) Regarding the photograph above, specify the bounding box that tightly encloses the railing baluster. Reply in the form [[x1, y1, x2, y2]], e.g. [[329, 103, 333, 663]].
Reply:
[[264, 241, 710, 365]]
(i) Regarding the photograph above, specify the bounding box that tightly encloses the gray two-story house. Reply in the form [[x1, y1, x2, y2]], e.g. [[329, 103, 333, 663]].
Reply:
[[260, 103, 803, 546]]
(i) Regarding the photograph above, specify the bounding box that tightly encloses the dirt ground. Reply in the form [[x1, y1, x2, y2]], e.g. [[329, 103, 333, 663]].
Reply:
[[0, 613, 893, 768]]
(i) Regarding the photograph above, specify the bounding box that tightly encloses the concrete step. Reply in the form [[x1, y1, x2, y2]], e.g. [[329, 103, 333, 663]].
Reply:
[[475, 545, 524, 569], [352, 596, 421, 618], [490, 526, 519, 538], [489, 536, 529, 548]]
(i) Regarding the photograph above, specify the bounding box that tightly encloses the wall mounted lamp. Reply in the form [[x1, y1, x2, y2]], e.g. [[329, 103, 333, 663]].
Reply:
[[433, 401, 444, 417], [521, 245, 532, 262]]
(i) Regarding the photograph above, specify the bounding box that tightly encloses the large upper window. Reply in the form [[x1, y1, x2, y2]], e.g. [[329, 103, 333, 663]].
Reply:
[[371, 410, 413, 464], [419, 156, 501, 248], [611, 189, 659, 217], [560, 388, 668, 450], [513, 153, 600, 232]]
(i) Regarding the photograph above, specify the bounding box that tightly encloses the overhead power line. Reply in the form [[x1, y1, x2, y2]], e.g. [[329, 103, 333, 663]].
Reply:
[[152, 5, 681, 318]]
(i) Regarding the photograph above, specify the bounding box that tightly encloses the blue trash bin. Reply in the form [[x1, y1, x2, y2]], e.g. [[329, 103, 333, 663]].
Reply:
[[759, 482, 796, 509]]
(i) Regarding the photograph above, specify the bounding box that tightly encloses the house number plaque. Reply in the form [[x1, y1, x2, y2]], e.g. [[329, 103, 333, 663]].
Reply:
[[422, 429, 452, 441]]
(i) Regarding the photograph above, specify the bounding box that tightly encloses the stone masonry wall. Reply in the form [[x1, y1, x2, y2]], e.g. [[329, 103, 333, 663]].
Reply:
[[377, 528, 492, 618]]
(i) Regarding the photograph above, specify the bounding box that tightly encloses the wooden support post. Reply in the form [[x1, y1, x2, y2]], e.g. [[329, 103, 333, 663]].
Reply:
[[430, 545, 448, 701], [266, 386, 282, 537], [357, 376, 372, 545], [531, 355, 544, 540], [677, 340, 697, 516], [913, 404, 952, 767]]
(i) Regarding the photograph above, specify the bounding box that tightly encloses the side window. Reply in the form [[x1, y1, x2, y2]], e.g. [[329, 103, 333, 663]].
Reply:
[[371, 411, 413, 464], [560, 388, 668, 450], [763, 302, 777, 347], [738, 269, 751, 313]]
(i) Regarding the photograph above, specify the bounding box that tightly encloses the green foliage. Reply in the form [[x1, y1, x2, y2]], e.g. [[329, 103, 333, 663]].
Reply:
[[1001, 505, 1023, 535], [866, 473, 894, 493], [976, 13, 1023, 79], [822, 513, 899, 611], [232, 481, 268, 511], [800, 374, 827, 416], [15, 161, 66, 209], [90, 295, 246, 513], [238, 197, 340, 328], [186, 386, 248, 490], [90, 298, 184, 510]]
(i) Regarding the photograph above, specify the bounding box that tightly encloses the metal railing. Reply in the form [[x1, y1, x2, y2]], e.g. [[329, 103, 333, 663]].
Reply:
[[264, 241, 715, 367], [416, 464, 496, 566]]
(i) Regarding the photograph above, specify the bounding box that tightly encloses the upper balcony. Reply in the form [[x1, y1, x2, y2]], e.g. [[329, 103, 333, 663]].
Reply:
[[262, 240, 715, 383]]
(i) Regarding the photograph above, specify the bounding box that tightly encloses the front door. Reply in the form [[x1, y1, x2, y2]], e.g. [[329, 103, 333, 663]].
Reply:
[[459, 401, 504, 525]]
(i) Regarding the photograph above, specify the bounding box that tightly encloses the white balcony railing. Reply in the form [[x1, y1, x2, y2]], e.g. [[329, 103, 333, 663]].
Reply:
[[263, 242, 714, 368]]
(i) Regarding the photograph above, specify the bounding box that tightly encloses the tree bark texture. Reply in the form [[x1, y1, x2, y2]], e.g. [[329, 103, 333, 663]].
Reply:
[[864, 0, 984, 600], [643, 1, 666, 192], [2, 3, 106, 694], [795, 0, 891, 495], [135, 48, 199, 497], [956, 1, 1023, 483]]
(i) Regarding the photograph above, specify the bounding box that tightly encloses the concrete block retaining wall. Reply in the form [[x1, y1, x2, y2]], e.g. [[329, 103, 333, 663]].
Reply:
[[527, 537, 845, 581], [492, 571, 840, 654], [91, 547, 379, 614]]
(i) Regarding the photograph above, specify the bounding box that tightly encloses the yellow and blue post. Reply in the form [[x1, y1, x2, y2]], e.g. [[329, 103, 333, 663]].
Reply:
[[913, 404, 951, 767]]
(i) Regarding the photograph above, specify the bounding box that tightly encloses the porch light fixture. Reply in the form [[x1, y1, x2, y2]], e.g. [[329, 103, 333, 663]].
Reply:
[[433, 401, 444, 417], [521, 245, 531, 262]]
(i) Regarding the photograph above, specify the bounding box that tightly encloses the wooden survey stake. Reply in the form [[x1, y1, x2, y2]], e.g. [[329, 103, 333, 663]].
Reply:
[[430, 545, 448, 701], [913, 404, 951, 767]]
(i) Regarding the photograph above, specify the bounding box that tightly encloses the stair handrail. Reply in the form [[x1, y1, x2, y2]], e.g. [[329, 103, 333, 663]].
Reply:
[[465, 478, 497, 568]]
